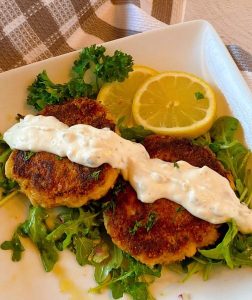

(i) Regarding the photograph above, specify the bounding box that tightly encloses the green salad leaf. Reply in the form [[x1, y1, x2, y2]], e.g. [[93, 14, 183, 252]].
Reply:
[[1, 202, 160, 299], [94, 242, 123, 284], [117, 117, 153, 142], [184, 116, 252, 280], [91, 249, 161, 300], [19, 206, 58, 272], [27, 45, 133, 111], [199, 220, 238, 268], [0, 231, 24, 261], [46, 208, 99, 250], [74, 236, 95, 266], [0, 134, 19, 202], [184, 220, 252, 281], [194, 116, 252, 205]]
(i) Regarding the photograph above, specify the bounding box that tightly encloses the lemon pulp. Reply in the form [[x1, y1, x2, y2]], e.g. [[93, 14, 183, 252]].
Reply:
[[132, 71, 216, 137], [97, 65, 158, 126]]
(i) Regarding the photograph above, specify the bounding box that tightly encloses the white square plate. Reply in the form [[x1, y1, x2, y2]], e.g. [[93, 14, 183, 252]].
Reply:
[[0, 20, 252, 300]]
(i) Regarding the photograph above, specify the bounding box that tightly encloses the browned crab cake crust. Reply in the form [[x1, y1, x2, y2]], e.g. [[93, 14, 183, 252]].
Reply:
[[103, 135, 231, 267], [5, 98, 119, 208], [143, 135, 229, 178], [104, 183, 219, 266]]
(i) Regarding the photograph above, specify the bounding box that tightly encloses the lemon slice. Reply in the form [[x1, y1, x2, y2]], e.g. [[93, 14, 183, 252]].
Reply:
[[97, 65, 158, 126], [132, 71, 216, 137]]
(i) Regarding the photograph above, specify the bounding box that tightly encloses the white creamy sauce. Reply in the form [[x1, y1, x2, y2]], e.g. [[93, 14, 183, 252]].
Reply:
[[4, 115, 252, 233]]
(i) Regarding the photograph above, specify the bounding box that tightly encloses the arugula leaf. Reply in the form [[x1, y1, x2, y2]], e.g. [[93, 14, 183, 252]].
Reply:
[[46, 208, 99, 249], [231, 233, 252, 267], [27, 45, 133, 111], [210, 116, 238, 144], [182, 260, 205, 282], [0, 231, 24, 261], [0, 134, 19, 198], [110, 281, 125, 299], [180, 121, 252, 282], [199, 220, 238, 268], [209, 116, 249, 179], [192, 131, 211, 147], [90, 242, 110, 264], [19, 206, 58, 272], [91, 249, 161, 300], [94, 243, 123, 284], [184, 220, 252, 280], [116, 255, 161, 300], [117, 117, 153, 142], [193, 116, 252, 205], [210, 117, 251, 204], [20, 206, 48, 243], [2, 201, 161, 299], [127, 282, 149, 300], [74, 236, 95, 266]]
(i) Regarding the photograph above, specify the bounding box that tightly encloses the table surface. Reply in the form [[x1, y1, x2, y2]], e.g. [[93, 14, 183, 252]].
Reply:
[[183, 0, 252, 54]]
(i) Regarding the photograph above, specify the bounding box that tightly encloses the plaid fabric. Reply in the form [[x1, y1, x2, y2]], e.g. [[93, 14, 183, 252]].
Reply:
[[0, 0, 173, 72], [0, 0, 251, 91]]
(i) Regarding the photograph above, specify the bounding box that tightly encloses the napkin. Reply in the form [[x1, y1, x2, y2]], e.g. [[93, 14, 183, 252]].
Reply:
[[0, 0, 251, 91]]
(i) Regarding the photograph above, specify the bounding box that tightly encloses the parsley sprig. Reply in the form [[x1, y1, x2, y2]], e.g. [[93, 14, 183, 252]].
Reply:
[[129, 212, 158, 235], [27, 45, 133, 111]]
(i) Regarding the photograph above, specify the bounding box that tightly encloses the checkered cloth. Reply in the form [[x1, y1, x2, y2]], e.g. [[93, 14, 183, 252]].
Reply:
[[0, 0, 251, 90]]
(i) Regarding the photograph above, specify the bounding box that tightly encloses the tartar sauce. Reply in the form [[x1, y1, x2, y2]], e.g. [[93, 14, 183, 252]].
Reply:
[[4, 115, 252, 233]]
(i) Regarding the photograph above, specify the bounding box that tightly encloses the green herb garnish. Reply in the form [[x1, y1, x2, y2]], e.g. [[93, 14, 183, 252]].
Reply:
[[173, 161, 180, 168], [129, 220, 143, 235], [112, 179, 126, 196], [129, 212, 157, 235], [117, 117, 153, 142], [88, 170, 101, 181], [194, 91, 204, 100], [27, 45, 134, 111], [176, 206, 185, 213], [145, 212, 157, 232], [0, 231, 24, 261], [23, 151, 35, 161], [0, 134, 19, 200]]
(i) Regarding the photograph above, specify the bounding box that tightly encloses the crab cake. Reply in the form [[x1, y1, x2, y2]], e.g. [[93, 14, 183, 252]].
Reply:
[[143, 135, 229, 178], [5, 98, 119, 208], [104, 136, 230, 266]]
